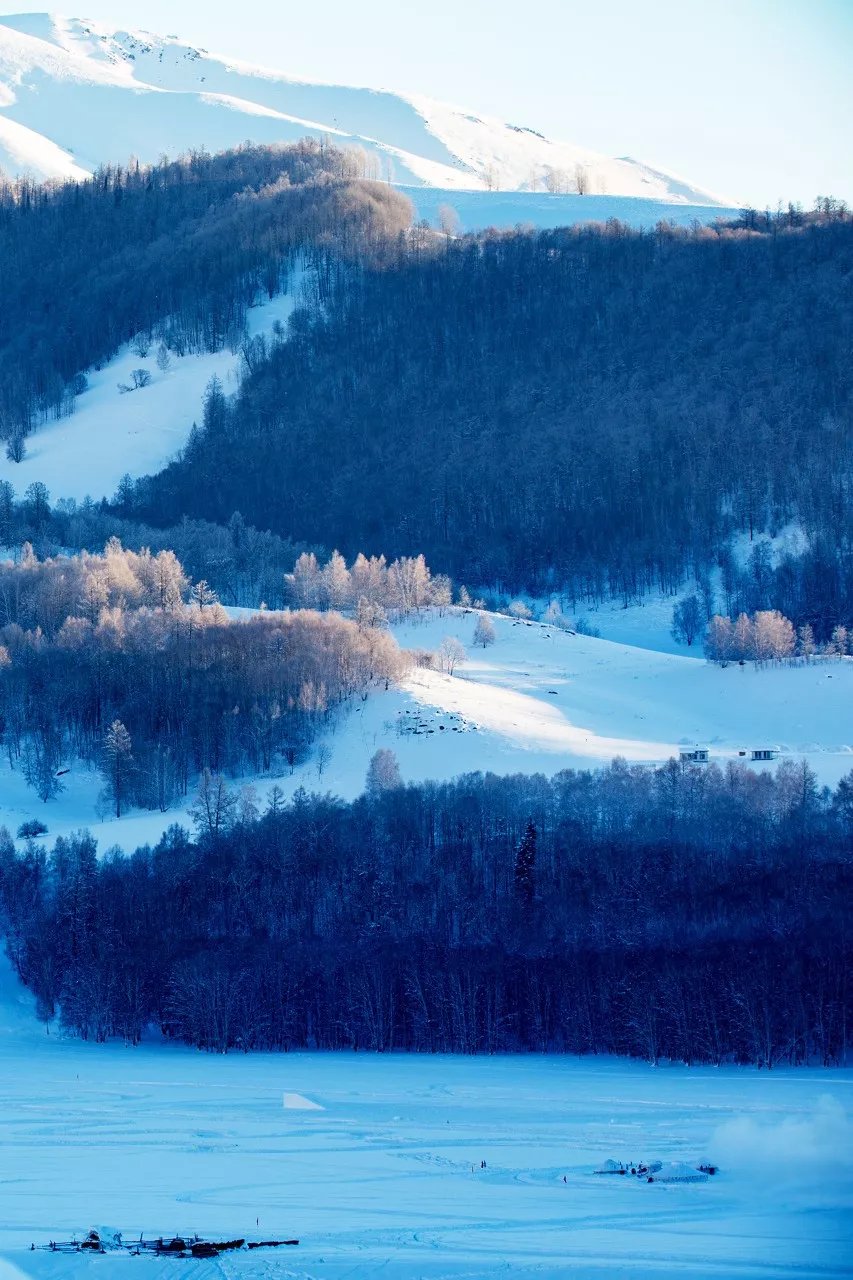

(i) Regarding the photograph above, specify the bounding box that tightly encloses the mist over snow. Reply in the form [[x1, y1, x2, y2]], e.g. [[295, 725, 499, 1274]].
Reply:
[[710, 1095, 853, 1180]]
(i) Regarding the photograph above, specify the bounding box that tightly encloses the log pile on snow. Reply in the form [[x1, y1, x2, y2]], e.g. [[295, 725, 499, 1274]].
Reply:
[[31, 1230, 299, 1256]]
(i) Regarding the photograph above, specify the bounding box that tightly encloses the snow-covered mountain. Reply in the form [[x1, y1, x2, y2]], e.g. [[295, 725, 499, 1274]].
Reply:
[[0, 12, 728, 204]]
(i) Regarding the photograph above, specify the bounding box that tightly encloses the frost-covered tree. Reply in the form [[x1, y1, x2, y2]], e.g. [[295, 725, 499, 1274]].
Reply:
[[473, 614, 496, 648], [238, 784, 260, 827], [797, 624, 816, 660], [350, 553, 387, 603], [542, 600, 566, 629], [390, 554, 431, 615], [733, 612, 754, 661], [439, 636, 466, 675], [322, 550, 351, 610], [437, 203, 461, 238], [291, 552, 321, 609], [356, 596, 388, 631], [830, 625, 849, 656], [706, 609, 796, 664], [366, 748, 403, 796], [753, 610, 795, 664], [191, 579, 218, 610], [704, 615, 734, 663]]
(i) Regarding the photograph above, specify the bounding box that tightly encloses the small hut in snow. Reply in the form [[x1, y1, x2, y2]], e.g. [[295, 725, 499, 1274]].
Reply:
[[679, 746, 709, 764]]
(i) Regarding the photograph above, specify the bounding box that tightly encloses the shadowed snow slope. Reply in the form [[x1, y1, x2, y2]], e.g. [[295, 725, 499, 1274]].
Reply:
[[0, 13, 728, 210], [0, 290, 299, 503]]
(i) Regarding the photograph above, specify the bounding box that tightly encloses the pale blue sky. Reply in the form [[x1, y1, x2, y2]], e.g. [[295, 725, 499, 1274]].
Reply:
[[2, 0, 851, 206]]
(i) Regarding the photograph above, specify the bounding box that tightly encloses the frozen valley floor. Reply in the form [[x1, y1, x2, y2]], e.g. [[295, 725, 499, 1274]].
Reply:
[[0, 960, 850, 1280]]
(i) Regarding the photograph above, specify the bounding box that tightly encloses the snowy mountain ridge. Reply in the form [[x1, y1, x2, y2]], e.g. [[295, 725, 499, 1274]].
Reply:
[[0, 12, 729, 204]]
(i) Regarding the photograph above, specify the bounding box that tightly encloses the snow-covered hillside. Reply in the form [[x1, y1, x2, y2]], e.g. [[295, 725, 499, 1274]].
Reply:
[[2, 608, 850, 856], [0, 946, 849, 1278], [0, 13, 728, 206], [0, 289, 298, 503]]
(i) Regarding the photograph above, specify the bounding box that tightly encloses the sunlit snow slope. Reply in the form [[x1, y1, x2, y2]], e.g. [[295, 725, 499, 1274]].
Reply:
[[2, 608, 850, 855], [0, 13, 728, 206], [409, 187, 738, 232]]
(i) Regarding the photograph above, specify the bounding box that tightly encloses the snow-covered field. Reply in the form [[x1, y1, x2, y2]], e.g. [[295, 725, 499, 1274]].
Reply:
[[0, 954, 850, 1279], [339, 609, 853, 785], [0, 291, 298, 503], [409, 187, 738, 232], [2, 608, 850, 855]]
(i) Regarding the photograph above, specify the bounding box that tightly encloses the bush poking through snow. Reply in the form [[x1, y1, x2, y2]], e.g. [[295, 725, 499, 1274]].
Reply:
[[671, 594, 704, 647], [16, 818, 48, 839], [117, 368, 153, 394]]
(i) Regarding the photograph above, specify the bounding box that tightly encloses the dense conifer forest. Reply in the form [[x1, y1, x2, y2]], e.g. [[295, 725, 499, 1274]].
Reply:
[[138, 205, 853, 601], [2, 148, 850, 619], [1, 763, 850, 1064], [0, 141, 411, 440]]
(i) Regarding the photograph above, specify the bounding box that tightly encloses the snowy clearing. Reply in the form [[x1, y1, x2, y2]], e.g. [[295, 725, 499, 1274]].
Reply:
[[409, 187, 738, 232], [0, 955, 850, 1279], [1, 608, 850, 855], [0, 291, 298, 504]]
